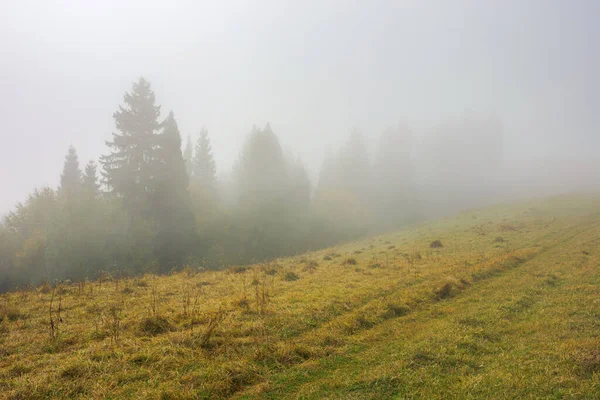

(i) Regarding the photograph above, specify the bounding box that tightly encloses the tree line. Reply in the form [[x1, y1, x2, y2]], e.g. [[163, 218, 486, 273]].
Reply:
[[0, 78, 503, 292]]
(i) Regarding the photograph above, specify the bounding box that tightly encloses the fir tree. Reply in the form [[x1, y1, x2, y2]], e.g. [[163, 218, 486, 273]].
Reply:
[[59, 146, 82, 199], [100, 77, 161, 217], [153, 111, 195, 272], [183, 135, 193, 180], [82, 160, 100, 197], [192, 127, 217, 196], [236, 123, 288, 205]]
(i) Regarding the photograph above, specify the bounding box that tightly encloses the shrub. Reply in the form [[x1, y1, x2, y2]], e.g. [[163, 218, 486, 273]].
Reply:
[[435, 282, 456, 299], [134, 279, 149, 287], [284, 272, 300, 282], [343, 314, 374, 334], [233, 297, 250, 310], [343, 258, 357, 266], [229, 266, 248, 274], [577, 349, 600, 376], [9, 364, 32, 377], [60, 364, 87, 379], [380, 303, 410, 319], [139, 316, 173, 336], [0, 305, 25, 322], [263, 265, 279, 275], [39, 281, 52, 294], [430, 240, 443, 248], [303, 261, 318, 273]]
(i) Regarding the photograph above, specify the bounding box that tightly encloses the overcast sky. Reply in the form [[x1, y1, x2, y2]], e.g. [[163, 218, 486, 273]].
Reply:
[[1, 0, 598, 213]]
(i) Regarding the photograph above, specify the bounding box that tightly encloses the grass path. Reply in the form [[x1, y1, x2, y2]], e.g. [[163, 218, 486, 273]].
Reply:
[[238, 212, 600, 399]]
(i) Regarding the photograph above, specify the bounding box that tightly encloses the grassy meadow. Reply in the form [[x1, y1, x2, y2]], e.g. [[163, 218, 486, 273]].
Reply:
[[1, 194, 600, 399]]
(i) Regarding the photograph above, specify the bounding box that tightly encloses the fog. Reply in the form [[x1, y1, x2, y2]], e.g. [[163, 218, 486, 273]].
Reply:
[[1, 1, 599, 290], [2, 0, 598, 214]]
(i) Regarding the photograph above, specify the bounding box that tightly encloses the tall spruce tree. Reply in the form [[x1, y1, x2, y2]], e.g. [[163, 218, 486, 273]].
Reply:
[[82, 160, 100, 197], [100, 77, 161, 217], [192, 127, 217, 197], [183, 135, 193, 180], [153, 111, 195, 272], [59, 146, 82, 199]]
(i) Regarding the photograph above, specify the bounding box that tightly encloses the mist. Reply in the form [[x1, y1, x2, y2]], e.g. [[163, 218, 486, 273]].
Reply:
[[1, 1, 599, 290]]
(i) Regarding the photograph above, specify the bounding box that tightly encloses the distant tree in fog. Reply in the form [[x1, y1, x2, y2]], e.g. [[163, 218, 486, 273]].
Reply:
[[183, 135, 194, 180], [373, 123, 417, 228], [82, 160, 100, 198], [153, 111, 196, 272], [232, 124, 311, 260], [314, 130, 373, 241], [192, 127, 218, 202], [417, 114, 504, 214], [59, 146, 82, 199]]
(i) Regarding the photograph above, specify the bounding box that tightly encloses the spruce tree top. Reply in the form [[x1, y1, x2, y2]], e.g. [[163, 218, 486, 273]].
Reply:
[[59, 145, 82, 198], [100, 77, 161, 203]]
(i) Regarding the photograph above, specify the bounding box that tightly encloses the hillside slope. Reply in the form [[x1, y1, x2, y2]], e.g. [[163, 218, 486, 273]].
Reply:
[[1, 194, 600, 399]]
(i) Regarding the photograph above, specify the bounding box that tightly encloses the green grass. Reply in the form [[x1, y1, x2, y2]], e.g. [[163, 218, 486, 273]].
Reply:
[[1, 194, 600, 399]]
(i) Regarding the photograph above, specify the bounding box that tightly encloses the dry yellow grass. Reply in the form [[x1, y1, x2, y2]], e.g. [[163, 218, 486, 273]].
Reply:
[[1, 194, 600, 399]]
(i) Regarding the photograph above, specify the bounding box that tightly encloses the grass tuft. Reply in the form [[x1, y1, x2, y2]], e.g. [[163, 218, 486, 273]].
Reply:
[[139, 316, 173, 336]]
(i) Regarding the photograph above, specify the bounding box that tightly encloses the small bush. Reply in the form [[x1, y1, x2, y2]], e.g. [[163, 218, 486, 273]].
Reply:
[[303, 261, 318, 273], [9, 364, 32, 377], [130, 353, 154, 365], [343, 258, 357, 266], [499, 224, 517, 232], [430, 240, 443, 248], [229, 266, 248, 274], [263, 265, 279, 275], [435, 282, 455, 299], [380, 303, 410, 319], [284, 272, 300, 282], [39, 281, 52, 294], [139, 316, 173, 336], [322, 335, 345, 347], [494, 237, 505, 243], [60, 364, 87, 379], [577, 349, 600, 376], [323, 255, 332, 261], [344, 314, 374, 334], [0, 306, 25, 322], [233, 297, 250, 309]]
